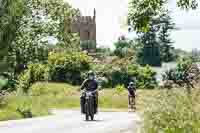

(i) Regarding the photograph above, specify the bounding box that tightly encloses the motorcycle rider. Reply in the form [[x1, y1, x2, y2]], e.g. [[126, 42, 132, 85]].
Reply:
[[80, 71, 99, 114]]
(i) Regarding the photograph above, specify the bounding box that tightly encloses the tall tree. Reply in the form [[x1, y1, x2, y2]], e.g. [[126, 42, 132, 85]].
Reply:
[[8, 0, 80, 75], [158, 10, 176, 62], [0, 0, 26, 72], [128, 0, 199, 32], [136, 17, 162, 66]]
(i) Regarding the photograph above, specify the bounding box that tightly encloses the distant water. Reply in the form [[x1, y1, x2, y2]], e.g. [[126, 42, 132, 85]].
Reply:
[[152, 62, 177, 83]]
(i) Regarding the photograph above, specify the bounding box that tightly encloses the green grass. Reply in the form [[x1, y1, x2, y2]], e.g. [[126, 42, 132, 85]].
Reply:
[[143, 89, 200, 133], [0, 82, 160, 121], [2, 82, 199, 132]]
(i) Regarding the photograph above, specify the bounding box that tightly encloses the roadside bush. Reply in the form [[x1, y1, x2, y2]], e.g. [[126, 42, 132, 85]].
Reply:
[[16, 107, 33, 118], [137, 65, 157, 89], [0, 73, 17, 92], [115, 84, 126, 95], [143, 89, 200, 133], [17, 63, 49, 94], [162, 57, 200, 89], [48, 51, 91, 85]]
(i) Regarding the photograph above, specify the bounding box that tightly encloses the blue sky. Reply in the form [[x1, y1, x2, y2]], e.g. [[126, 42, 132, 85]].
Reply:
[[67, 0, 200, 51]]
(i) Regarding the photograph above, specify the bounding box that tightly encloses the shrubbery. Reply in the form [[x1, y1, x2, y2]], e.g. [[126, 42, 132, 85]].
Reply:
[[115, 84, 126, 95], [162, 57, 200, 89], [93, 61, 157, 89], [16, 50, 157, 94], [48, 51, 91, 84], [17, 63, 49, 93], [137, 65, 157, 89], [0, 73, 17, 91], [17, 51, 92, 93]]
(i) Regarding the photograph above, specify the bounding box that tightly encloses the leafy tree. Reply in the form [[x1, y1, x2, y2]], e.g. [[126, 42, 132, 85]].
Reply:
[[135, 9, 177, 65], [128, 0, 199, 32], [8, 0, 80, 75], [136, 17, 162, 66], [0, 0, 26, 72], [158, 10, 176, 62]]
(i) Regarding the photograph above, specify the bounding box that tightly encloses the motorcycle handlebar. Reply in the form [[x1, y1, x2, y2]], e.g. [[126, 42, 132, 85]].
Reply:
[[82, 89, 98, 94]]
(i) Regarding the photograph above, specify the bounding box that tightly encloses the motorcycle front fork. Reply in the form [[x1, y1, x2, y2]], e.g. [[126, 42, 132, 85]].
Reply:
[[128, 96, 136, 109]]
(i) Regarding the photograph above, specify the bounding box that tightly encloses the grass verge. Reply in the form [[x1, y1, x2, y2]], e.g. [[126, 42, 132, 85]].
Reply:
[[0, 82, 160, 121], [143, 89, 200, 133]]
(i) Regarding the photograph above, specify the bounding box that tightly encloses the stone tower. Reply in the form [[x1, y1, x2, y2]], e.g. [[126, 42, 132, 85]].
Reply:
[[71, 9, 96, 43]]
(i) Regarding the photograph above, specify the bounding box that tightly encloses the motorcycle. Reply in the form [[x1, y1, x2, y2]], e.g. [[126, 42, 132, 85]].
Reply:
[[84, 90, 97, 121], [128, 94, 136, 112]]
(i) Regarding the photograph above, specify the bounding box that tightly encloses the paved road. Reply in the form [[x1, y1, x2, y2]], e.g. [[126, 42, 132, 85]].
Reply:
[[0, 110, 141, 133]]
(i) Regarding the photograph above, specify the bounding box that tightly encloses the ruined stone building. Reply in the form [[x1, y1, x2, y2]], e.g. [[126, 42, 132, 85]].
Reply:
[[71, 9, 96, 44]]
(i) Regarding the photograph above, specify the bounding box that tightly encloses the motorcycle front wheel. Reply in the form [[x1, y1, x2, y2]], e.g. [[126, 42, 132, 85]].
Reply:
[[90, 114, 94, 121], [85, 101, 90, 121], [86, 114, 89, 121]]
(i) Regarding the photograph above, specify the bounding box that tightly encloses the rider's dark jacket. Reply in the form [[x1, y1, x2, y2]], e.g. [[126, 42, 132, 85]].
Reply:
[[80, 79, 98, 114], [80, 79, 98, 91], [127, 85, 136, 96]]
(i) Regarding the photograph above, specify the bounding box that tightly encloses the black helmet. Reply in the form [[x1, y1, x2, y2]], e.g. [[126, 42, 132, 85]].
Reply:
[[88, 70, 95, 77], [129, 82, 134, 86]]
